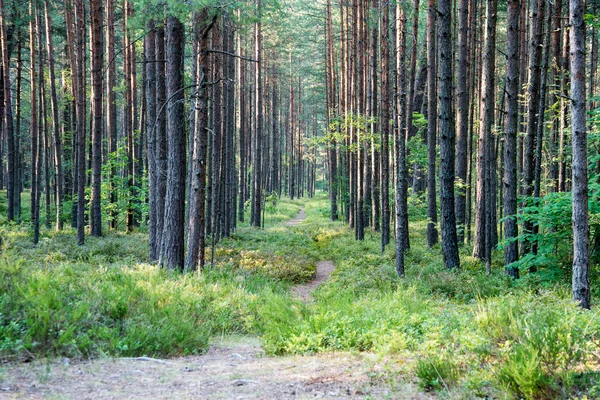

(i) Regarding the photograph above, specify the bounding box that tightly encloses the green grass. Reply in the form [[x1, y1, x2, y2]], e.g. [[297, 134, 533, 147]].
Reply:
[[1, 192, 600, 399]]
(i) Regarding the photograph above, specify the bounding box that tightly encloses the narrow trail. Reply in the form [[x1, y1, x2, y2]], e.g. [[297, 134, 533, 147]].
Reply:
[[286, 208, 336, 301], [0, 208, 433, 399]]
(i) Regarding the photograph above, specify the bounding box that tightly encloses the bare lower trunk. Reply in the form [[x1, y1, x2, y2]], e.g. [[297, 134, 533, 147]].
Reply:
[[569, 0, 590, 309]]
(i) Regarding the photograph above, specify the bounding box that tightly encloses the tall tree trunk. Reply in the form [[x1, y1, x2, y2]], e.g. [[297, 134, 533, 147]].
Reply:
[[44, 0, 64, 231], [106, 0, 117, 229], [30, 0, 41, 245], [473, 0, 497, 267], [395, 4, 408, 276], [250, 0, 263, 227], [326, 0, 338, 221], [185, 11, 213, 271], [90, 0, 103, 237], [426, 0, 438, 247], [569, 0, 590, 309], [155, 25, 167, 256], [146, 20, 158, 260], [522, 0, 545, 254], [159, 16, 186, 270], [380, 0, 391, 250], [0, 0, 15, 222], [438, 0, 460, 269], [454, 0, 469, 244], [504, 0, 520, 278]]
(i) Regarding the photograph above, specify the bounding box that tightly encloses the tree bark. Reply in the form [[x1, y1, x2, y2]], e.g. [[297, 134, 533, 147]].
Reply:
[[426, 0, 438, 247], [250, 0, 263, 227], [395, 4, 409, 276], [0, 0, 15, 223], [90, 0, 103, 237], [504, 0, 520, 278], [438, 0, 460, 269], [159, 16, 186, 271], [569, 0, 590, 309], [185, 11, 213, 271]]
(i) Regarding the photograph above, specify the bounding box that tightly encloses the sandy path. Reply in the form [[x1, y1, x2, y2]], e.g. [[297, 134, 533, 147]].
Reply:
[[286, 208, 336, 301], [0, 208, 434, 400], [285, 208, 306, 226], [293, 260, 335, 301], [0, 338, 432, 399]]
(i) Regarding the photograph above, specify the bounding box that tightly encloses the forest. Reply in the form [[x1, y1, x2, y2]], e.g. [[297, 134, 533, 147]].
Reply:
[[1, 0, 600, 398]]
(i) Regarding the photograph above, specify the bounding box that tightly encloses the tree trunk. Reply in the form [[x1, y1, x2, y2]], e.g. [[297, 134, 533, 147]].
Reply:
[[106, 0, 118, 229], [504, 0, 520, 278], [250, 0, 263, 227], [522, 0, 545, 255], [426, 0, 438, 247], [43, 0, 64, 231], [380, 0, 391, 250], [155, 25, 167, 256], [473, 0, 497, 267], [146, 20, 158, 260], [438, 0, 460, 269], [0, 0, 15, 223], [569, 0, 590, 309], [159, 16, 186, 271], [454, 0, 469, 244], [90, 0, 103, 237], [185, 11, 213, 271], [30, 0, 41, 245], [395, 4, 408, 276]]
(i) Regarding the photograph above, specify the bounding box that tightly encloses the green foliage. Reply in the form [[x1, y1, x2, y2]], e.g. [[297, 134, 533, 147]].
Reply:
[[0, 233, 288, 359], [1, 194, 599, 400], [101, 147, 149, 230], [415, 352, 460, 391]]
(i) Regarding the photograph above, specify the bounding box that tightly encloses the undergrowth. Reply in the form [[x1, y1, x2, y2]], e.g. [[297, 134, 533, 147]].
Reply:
[[1, 193, 600, 399]]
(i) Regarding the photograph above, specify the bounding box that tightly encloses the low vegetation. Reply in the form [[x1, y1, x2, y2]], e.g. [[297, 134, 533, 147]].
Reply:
[[1, 193, 600, 399]]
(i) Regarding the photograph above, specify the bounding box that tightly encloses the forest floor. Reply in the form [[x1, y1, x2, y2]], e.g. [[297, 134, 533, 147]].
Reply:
[[0, 337, 431, 399], [2, 194, 600, 399], [0, 205, 430, 399]]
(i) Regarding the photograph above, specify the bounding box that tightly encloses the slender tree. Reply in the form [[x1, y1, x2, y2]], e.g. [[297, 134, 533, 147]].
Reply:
[[426, 0, 437, 247], [569, 0, 590, 308], [504, 0, 520, 277], [90, 0, 103, 237], [437, 0, 460, 269]]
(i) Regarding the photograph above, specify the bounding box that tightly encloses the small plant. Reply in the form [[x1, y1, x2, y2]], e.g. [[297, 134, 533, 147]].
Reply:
[[414, 353, 460, 391]]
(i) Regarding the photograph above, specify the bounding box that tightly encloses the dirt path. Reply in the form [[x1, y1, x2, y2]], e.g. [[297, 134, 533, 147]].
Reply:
[[285, 208, 306, 226], [286, 208, 336, 301], [0, 208, 433, 400], [0, 338, 431, 399], [293, 260, 335, 301]]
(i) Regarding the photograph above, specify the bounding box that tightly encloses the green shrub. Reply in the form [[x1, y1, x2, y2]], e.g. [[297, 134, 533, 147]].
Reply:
[[415, 352, 460, 391]]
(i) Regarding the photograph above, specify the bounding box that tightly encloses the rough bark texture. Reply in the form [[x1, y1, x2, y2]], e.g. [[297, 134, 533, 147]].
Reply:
[[426, 0, 438, 247], [522, 0, 545, 254], [454, 0, 468, 244], [0, 0, 15, 222], [380, 0, 390, 250], [145, 21, 158, 260], [155, 26, 167, 258], [43, 0, 64, 231], [90, 0, 103, 237], [395, 4, 407, 276], [473, 0, 497, 264], [250, 0, 263, 227], [437, 0, 460, 269], [185, 11, 212, 272], [504, 0, 520, 277], [569, 0, 590, 309], [159, 16, 186, 271]]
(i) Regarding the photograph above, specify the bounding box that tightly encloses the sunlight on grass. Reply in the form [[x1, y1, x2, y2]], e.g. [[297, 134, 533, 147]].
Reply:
[[1, 191, 600, 398]]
